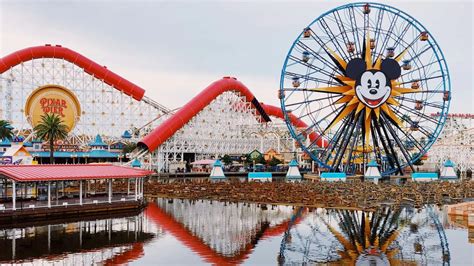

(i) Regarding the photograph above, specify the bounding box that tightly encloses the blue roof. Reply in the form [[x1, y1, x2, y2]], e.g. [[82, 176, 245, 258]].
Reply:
[[122, 130, 132, 139], [32, 139, 43, 143], [321, 172, 346, 178], [131, 159, 142, 167], [248, 172, 272, 178], [444, 160, 455, 167], [213, 160, 223, 167], [288, 159, 298, 167], [367, 160, 378, 167], [0, 138, 11, 147], [30, 150, 120, 158], [412, 172, 438, 179], [89, 134, 108, 147]]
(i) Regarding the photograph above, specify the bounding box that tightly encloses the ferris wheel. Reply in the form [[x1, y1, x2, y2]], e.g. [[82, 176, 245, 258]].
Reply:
[[278, 206, 450, 265], [279, 2, 451, 175]]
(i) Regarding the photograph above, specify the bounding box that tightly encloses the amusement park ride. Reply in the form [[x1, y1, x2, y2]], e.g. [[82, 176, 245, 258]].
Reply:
[[0, 2, 460, 176]]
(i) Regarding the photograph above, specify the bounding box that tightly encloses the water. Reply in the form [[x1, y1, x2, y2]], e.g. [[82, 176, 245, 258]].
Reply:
[[0, 198, 472, 265]]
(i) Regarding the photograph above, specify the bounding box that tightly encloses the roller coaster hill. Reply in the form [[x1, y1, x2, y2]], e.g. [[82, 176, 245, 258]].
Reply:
[[0, 45, 303, 172]]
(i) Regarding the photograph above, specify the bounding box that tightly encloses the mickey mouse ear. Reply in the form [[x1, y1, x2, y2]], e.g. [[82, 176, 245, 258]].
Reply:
[[381, 59, 401, 80], [346, 58, 366, 80]]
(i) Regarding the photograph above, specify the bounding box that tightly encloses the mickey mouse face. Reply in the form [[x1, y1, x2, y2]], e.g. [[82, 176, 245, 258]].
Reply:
[[356, 70, 391, 108], [346, 58, 401, 109]]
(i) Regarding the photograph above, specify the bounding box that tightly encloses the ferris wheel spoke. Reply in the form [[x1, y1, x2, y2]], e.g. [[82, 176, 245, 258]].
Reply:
[[390, 107, 436, 138], [343, 114, 364, 172], [320, 116, 352, 163], [348, 6, 363, 55], [285, 71, 342, 86], [371, 8, 385, 63], [331, 112, 358, 170], [374, 117, 403, 174], [376, 12, 399, 60], [391, 20, 413, 50], [380, 114, 415, 172], [287, 55, 345, 83], [399, 60, 440, 79], [298, 106, 347, 142], [406, 45, 432, 64], [288, 55, 337, 78], [319, 18, 351, 60], [333, 10, 351, 46], [398, 74, 444, 85], [296, 102, 339, 121], [285, 95, 341, 108], [395, 104, 440, 125], [300, 36, 346, 76], [395, 96, 444, 109], [370, 120, 385, 166]]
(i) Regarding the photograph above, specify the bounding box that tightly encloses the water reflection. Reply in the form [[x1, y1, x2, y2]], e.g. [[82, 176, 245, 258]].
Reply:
[[0, 199, 471, 265], [0, 213, 158, 264], [147, 198, 300, 264], [279, 206, 451, 265]]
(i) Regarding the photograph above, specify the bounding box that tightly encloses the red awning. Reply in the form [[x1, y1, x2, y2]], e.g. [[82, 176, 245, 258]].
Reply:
[[0, 164, 153, 182]]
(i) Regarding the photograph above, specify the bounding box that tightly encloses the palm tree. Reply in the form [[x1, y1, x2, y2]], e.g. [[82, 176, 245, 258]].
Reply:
[[34, 114, 69, 164], [0, 120, 14, 141]]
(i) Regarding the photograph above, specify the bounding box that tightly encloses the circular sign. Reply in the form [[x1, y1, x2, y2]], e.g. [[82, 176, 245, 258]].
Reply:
[[24, 85, 81, 132]]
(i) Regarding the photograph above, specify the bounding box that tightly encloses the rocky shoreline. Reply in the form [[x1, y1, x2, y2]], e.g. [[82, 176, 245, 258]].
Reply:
[[143, 180, 474, 210]]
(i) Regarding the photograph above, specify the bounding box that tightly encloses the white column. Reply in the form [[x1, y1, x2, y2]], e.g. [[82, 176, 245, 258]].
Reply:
[[47, 181, 51, 208], [12, 228, 16, 260], [47, 224, 51, 252], [79, 180, 83, 205], [127, 179, 130, 195], [141, 177, 145, 198], [12, 181, 16, 210], [137, 178, 140, 199], [108, 179, 112, 203], [134, 178, 138, 201]]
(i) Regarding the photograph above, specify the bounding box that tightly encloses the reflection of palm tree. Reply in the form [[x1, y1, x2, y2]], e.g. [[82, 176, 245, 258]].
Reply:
[[324, 207, 412, 265]]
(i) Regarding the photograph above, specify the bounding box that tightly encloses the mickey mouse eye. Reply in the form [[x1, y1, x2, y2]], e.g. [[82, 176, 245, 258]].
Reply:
[[367, 80, 372, 87], [375, 80, 380, 89]]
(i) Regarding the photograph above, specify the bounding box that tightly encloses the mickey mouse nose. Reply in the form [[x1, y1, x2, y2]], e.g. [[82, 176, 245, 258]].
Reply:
[[369, 89, 377, 95]]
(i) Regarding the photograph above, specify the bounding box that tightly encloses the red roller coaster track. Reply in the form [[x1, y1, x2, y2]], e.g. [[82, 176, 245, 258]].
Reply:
[[138, 77, 327, 151], [0, 45, 145, 100], [0, 45, 326, 150]]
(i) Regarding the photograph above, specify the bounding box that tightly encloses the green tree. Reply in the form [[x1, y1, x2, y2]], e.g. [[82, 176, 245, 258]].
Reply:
[[123, 142, 137, 154], [255, 155, 266, 165], [221, 154, 232, 165], [34, 114, 69, 164], [268, 157, 283, 167], [0, 120, 14, 141]]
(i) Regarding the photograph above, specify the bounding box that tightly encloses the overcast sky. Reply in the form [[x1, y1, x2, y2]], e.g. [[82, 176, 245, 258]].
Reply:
[[0, 0, 472, 113]]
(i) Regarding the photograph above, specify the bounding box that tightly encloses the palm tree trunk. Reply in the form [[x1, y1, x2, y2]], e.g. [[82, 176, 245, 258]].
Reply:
[[50, 137, 54, 164]]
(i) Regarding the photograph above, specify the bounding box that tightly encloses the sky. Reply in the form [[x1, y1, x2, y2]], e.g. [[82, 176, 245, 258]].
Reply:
[[0, 0, 473, 113]]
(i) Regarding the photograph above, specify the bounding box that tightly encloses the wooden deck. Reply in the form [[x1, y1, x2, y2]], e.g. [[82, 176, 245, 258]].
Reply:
[[0, 199, 145, 225]]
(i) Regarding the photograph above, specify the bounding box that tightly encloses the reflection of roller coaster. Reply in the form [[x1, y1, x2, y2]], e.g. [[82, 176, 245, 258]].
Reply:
[[278, 206, 451, 265]]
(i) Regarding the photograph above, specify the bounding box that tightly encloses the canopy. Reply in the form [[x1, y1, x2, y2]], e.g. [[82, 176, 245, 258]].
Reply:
[[0, 164, 153, 182]]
